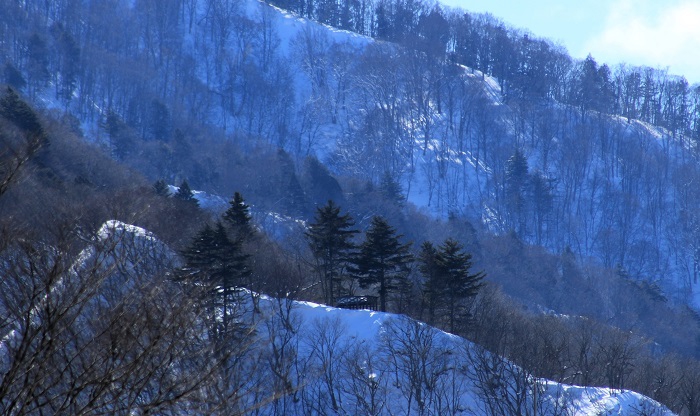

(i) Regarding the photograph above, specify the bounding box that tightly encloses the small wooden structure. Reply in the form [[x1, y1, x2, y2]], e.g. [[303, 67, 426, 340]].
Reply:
[[335, 295, 378, 311]]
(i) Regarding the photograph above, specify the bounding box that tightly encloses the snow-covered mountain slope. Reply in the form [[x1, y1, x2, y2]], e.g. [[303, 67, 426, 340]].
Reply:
[[195, 0, 682, 297], [0, 220, 175, 350], [249, 293, 675, 415], [0, 220, 215, 414], [0, 218, 676, 414], [252, 0, 700, 310]]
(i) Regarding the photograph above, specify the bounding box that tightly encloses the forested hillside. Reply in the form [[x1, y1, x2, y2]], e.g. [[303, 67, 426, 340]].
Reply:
[[0, 88, 681, 414], [3, 0, 700, 305], [3, 0, 700, 413]]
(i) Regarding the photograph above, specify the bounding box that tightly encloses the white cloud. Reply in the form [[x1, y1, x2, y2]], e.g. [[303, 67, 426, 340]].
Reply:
[[583, 0, 700, 83]]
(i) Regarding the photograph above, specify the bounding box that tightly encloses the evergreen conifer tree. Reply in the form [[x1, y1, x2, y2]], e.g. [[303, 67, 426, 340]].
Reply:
[[149, 99, 172, 141], [153, 179, 170, 196], [435, 238, 485, 333], [175, 179, 198, 206], [380, 171, 405, 207], [102, 111, 135, 160], [418, 241, 440, 324], [306, 200, 357, 305], [0, 87, 46, 141], [180, 223, 217, 290], [27, 33, 49, 94], [180, 222, 250, 337], [211, 222, 251, 333], [530, 170, 553, 245], [0, 88, 47, 198], [354, 216, 413, 312], [505, 149, 529, 235], [223, 192, 254, 241]]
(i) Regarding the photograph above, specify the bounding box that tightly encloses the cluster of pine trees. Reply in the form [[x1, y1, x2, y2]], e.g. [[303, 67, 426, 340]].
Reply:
[[178, 192, 257, 336], [305, 200, 485, 324], [179, 195, 484, 327]]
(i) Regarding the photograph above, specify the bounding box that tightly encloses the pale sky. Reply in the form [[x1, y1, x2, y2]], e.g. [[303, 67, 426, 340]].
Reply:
[[439, 0, 700, 85]]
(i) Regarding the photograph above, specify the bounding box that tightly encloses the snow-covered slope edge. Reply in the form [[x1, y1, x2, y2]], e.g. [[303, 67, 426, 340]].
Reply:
[[251, 294, 674, 415], [0, 220, 174, 351], [79, 221, 674, 415]]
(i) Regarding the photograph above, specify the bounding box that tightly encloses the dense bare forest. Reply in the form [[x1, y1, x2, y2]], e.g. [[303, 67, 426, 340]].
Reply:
[[4, 0, 700, 296]]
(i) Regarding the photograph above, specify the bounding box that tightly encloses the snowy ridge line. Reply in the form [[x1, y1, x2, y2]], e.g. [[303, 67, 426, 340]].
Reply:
[[0, 220, 161, 353], [98, 219, 157, 242], [249, 293, 675, 415], [0, 218, 674, 414], [261, 0, 374, 49]]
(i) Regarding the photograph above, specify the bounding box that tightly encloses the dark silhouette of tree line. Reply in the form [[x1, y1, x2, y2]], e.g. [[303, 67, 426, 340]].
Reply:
[[304, 200, 485, 322]]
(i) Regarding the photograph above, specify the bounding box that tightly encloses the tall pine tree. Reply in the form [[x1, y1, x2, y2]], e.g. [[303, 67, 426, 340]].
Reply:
[[153, 179, 170, 196], [354, 216, 412, 312], [505, 149, 529, 236], [0, 88, 47, 197], [180, 222, 250, 338], [435, 238, 484, 333], [179, 223, 217, 294], [223, 191, 254, 242], [380, 171, 405, 208], [175, 179, 198, 206], [418, 241, 440, 324], [306, 200, 358, 305]]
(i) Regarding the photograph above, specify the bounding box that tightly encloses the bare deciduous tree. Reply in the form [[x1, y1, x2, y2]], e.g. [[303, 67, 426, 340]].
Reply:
[[300, 317, 348, 414], [341, 340, 388, 416], [0, 219, 260, 414], [379, 316, 453, 415]]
